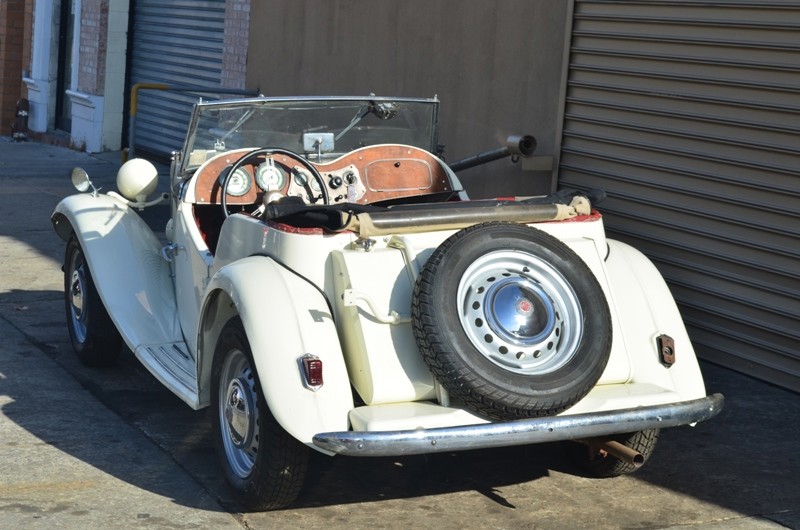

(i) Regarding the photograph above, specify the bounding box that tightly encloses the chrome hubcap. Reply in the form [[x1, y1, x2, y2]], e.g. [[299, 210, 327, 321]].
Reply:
[[68, 259, 88, 344], [218, 349, 260, 478], [485, 278, 556, 344], [225, 378, 254, 448], [457, 250, 583, 375]]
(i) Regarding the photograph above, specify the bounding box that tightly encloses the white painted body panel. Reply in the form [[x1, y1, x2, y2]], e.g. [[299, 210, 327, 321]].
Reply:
[[208, 211, 704, 424], [172, 199, 214, 354], [52, 193, 181, 347], [54, 190, 707, 444], [51, 193, 202, 406], [204, 256, 353, 444]]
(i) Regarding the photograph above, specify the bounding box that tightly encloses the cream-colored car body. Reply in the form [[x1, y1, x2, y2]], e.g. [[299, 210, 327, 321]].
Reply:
[[52, 97, 718, 457], [53, 159, 707, 449]]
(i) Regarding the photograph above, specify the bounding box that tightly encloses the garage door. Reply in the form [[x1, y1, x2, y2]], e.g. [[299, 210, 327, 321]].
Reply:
[[128, 0, 226, 156], [557, 1, 800, 391]]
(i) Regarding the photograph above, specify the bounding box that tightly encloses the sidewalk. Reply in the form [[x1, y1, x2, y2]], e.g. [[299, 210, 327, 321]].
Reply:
[[0, 137, 798, 529], [0, 138, 239, 528]]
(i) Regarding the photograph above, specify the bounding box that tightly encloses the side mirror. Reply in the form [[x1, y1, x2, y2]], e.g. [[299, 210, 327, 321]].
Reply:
[[71, 167, 98, 195]]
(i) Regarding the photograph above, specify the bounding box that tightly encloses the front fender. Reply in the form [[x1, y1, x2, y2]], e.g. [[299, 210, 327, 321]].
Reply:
[[51, 193, 181, 348], [202, 256, 352, 447]]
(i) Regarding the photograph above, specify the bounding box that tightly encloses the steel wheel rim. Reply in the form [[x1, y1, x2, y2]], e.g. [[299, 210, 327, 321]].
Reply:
[[457, 249, 583, 375], [218, 349, 260, 479], [68, 253, 89, 344]]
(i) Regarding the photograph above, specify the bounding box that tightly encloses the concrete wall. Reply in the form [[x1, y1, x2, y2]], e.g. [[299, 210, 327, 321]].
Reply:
[[246, 0, 568, 199]]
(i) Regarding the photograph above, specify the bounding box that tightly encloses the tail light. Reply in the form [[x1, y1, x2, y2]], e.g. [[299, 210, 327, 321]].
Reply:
[[299, 354, 323, 391]]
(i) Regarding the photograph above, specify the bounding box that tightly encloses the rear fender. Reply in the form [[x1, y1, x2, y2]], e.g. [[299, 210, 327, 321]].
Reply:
[[51, 193, 182, 347], [199, 256, 352, 447], [604, 239, 706, 400]]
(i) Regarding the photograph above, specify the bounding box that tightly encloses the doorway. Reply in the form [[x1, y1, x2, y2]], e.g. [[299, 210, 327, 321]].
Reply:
[[55, 0, 75, 132]]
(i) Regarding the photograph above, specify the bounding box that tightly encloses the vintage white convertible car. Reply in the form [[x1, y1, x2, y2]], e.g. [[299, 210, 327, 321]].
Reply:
[[52, 96, 723, 510]]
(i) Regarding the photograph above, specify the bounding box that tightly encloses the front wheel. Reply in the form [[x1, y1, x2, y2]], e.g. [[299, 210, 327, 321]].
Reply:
[[63, 237, 122, 366], [211, 317, 309, 510]]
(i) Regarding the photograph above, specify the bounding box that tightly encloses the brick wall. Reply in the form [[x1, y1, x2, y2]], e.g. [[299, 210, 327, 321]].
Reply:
[[222, 0, 250, 90], [78, 0, 109, 94], [0, 0, 26, 136]]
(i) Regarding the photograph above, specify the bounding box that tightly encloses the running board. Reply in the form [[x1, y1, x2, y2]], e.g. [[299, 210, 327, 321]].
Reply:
[[135, 342, 200, 409]]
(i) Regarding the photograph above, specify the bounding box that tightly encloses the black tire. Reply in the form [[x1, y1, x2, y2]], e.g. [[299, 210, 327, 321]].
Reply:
[[211, 317, 309, 510], [64, 237, 122, 367], [412, 222, 612, 420], [565, 429, 659, 478]]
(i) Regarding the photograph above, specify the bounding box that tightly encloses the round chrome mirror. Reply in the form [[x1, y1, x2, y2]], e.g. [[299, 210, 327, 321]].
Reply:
[[71, 168, 92, 192]]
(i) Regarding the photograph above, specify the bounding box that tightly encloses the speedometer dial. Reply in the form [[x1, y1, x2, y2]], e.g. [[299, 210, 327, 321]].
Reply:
[[226, 167, 252, 197], [256, 159, 286, 190]]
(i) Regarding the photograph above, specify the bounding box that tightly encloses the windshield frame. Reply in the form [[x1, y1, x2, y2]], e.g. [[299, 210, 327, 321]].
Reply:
[[178, 95, 440, 176]]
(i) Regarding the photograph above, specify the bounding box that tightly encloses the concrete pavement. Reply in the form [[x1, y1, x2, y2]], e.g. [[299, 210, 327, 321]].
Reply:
[[0, 138, 239, 528], [0, 137, 798, 529]]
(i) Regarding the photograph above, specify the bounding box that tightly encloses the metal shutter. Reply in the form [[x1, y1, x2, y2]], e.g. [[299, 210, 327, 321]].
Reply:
[[557, 1, 800, 392], [128, 0, 226, 156]]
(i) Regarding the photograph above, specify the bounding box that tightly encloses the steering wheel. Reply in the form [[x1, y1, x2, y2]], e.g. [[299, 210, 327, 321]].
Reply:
[[221, 148, 329, 218]]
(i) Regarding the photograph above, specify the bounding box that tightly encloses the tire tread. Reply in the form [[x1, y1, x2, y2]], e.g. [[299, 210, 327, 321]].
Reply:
[[412, 222, 612, 420]]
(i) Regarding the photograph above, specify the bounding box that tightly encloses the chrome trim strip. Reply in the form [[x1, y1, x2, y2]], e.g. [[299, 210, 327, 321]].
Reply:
[[312, 394, 724, 456]]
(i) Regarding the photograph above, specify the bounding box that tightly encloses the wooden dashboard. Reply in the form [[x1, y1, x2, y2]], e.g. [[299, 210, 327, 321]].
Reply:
[[191, 144, 453, 207]]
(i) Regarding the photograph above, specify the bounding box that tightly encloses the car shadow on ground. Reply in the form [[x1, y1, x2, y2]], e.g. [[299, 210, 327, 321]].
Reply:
[[1, 138, 797, 523], [0, 293, 552, 513], [4, 290, 799, 526], [3, 283, 800, 523]]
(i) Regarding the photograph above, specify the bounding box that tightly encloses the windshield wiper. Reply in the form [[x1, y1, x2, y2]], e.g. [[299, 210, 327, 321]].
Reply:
[[219, 108, 257, 144], [335, 101, 397, 141]]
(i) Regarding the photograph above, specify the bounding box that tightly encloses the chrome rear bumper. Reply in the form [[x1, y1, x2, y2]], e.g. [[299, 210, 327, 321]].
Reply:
[[312, 394, 724, 456]]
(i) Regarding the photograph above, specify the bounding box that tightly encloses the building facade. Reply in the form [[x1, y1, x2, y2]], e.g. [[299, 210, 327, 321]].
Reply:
[[16, 0, 248, 152], [0, 0, 32, 139], [6, 0, 799, 392]]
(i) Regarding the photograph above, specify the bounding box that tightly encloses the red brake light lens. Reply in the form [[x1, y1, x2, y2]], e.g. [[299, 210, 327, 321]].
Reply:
[[301, 355, 323, 389]]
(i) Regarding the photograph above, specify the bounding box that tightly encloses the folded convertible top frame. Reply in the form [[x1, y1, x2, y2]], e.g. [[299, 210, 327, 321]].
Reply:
[[340, 197, 591, 238]]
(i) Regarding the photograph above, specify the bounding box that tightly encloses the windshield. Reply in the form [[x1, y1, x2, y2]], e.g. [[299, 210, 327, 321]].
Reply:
[[181, 97, 439, 173]]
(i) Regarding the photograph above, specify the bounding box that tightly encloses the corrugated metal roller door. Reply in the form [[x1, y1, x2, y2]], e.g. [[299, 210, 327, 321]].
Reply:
[[129, 0, 225, 156], [558, 1, 800, 392]]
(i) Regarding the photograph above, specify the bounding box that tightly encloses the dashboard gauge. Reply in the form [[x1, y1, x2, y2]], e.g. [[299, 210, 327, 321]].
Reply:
[[292, 168, 308, 187], [225, 167, 252, 196], [293, 168, 321, 191], [256, 159, 286, 190]]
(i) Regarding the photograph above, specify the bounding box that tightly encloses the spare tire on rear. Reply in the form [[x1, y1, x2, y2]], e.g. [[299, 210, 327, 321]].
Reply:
[[412, 221, 612, 420]]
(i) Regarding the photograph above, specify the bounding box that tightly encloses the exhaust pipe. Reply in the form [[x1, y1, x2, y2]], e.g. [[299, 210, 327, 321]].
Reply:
[[579, 438, 644, 467], [600, 440, 644, 467]]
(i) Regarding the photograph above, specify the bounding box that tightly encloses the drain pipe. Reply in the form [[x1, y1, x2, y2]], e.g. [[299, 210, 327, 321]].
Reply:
[[126, 83, 169, 162]]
